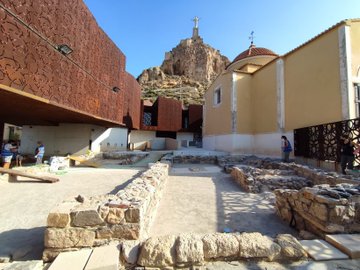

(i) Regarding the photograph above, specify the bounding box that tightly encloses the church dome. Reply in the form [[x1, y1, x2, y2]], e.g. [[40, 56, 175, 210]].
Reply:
[[232, 44, 278, 63]]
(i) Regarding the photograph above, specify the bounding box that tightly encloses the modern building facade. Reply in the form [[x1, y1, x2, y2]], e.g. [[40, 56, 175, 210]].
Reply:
[[0, 0, 141, 155], [129, 97, 203, 150], [203, 19, 360, 156]]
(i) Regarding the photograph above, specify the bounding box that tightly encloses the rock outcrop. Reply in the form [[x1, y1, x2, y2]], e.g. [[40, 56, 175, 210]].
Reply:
[[138, 36, 230, 105]]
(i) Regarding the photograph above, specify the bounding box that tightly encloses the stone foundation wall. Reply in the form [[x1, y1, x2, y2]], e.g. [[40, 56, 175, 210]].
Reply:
[[43, 162, 169, 262], [102, 151, 148, 165], [229, 157, 359, 193], [275, 184, 360, 236], [172, 155, 218, 164], [288, 163, 359, 185], [119, 232, 307, 268], [231, 166, 312, 193]]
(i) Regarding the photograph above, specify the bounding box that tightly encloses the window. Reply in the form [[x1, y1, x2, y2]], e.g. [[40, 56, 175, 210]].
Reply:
[[143, 112, 152, 126], [214, 87, 221, 105], [355, 83, 360, 117]]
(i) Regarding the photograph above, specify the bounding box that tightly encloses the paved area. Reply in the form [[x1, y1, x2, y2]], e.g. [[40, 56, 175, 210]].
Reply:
[[150, 164, 296, 237], [0, 166, 142, 261], [204, 259, 360, 269]]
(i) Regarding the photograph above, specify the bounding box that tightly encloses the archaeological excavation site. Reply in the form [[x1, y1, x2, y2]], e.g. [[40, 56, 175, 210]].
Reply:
[[1, 0, 360, 269]]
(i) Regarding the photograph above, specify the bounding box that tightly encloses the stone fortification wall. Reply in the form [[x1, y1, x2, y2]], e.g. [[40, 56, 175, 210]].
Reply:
[[43, 162, 169, 262], [275, 184, 360, 236], [119, 232, 307, 268]]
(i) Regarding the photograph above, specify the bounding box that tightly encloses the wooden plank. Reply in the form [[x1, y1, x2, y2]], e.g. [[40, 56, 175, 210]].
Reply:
[[48, 249, 92, 270], [325, 234, 360, 259], [68, 156, 101, 168], [0, 168, 59, 183], [84, 244, 119, 270]]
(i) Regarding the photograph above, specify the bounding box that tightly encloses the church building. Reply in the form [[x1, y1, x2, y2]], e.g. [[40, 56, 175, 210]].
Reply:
[[203, 19, 360, 156]]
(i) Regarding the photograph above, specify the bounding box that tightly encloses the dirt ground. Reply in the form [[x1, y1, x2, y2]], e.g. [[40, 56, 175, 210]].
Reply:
[[150, 164, 296, 237], [0, 166, 142, 261]]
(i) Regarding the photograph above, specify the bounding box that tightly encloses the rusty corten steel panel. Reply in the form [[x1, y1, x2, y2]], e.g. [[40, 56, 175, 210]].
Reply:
[[0, 0, 140, 125], [123, 72, 141, 129], [188, 104, 203, 132], [157, 97, 182, 132]]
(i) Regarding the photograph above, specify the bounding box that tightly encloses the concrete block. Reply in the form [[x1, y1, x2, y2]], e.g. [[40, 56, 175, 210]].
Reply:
[[325, 234, 360, 259], [85, 244, 120, 270], [48, 249, 92, 270], [299, 240, 348, 261]]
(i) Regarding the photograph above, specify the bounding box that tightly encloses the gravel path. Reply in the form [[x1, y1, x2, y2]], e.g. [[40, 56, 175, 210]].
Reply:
[[0, 167, 141, 260], [150, 164, 296, 237]]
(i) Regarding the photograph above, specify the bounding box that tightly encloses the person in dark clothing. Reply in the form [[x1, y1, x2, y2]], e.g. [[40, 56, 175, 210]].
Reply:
[[340, 136, 358, 174], [281, 135, 292, 162]]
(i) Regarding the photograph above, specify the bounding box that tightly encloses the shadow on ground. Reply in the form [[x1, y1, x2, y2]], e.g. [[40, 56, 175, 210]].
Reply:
[[212, 174, 296, 237], [0, 227, 45, 261]]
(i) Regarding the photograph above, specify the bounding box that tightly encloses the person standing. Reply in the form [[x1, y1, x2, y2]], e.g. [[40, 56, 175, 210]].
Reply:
[[1, 140, 16, 169], [340, 136, 357, 174], [35, 141, 45, 165], [281, 136, 292, 162]]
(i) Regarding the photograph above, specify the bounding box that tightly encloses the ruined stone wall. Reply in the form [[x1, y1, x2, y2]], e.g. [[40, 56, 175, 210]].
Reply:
[[275, 184, 360, 236], [120, 232, 307, 268], [43, 162, 169, 262], [227, 157, 359, 193], [0, 0, 140, 124], [231, 166, 312, 193]]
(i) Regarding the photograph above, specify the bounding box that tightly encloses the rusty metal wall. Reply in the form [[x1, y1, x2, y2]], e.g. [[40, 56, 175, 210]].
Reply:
[[0, 0, 140, 125], [188, 104, 203, 132], [123, 72, 141, 129], [157, 97, 182, 132]]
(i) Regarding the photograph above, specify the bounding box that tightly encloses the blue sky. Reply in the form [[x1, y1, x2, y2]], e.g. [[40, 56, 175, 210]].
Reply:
[[83, 0, 360, 78]]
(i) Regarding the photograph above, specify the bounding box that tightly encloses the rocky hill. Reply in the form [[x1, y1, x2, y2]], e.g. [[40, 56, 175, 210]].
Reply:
[[137, 35, 230, 105]]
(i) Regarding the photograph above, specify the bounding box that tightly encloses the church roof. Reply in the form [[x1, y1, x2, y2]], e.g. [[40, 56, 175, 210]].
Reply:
[[232, 44, 278, 63]]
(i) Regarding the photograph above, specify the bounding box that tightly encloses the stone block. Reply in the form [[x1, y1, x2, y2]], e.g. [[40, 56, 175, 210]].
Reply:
[[325, 234, 360, 259], [106, 208, 125, 225], [237, 232, 281, 261], [96, 227, 113, 239], [121, 240, 140, 264], [176, 234, 204, 265], [44, 228, 95, 248], [47, 201, 78, 228], [125, 207, 141, 223], [137, 235, 176, 267], [71, 209, 105, 227], [202, 233, 239, 259], [112, 224, 140, 240], [300, 239, 348, 260], [85, 243, 120, 270], [275, 234, 307, 260], [309, 203, 328, 222], [48, 249, 92, 270]]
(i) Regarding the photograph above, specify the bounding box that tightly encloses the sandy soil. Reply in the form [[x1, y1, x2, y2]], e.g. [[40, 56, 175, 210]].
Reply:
[[0, 166, 142, 260], [150, 164, 296, 237]]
